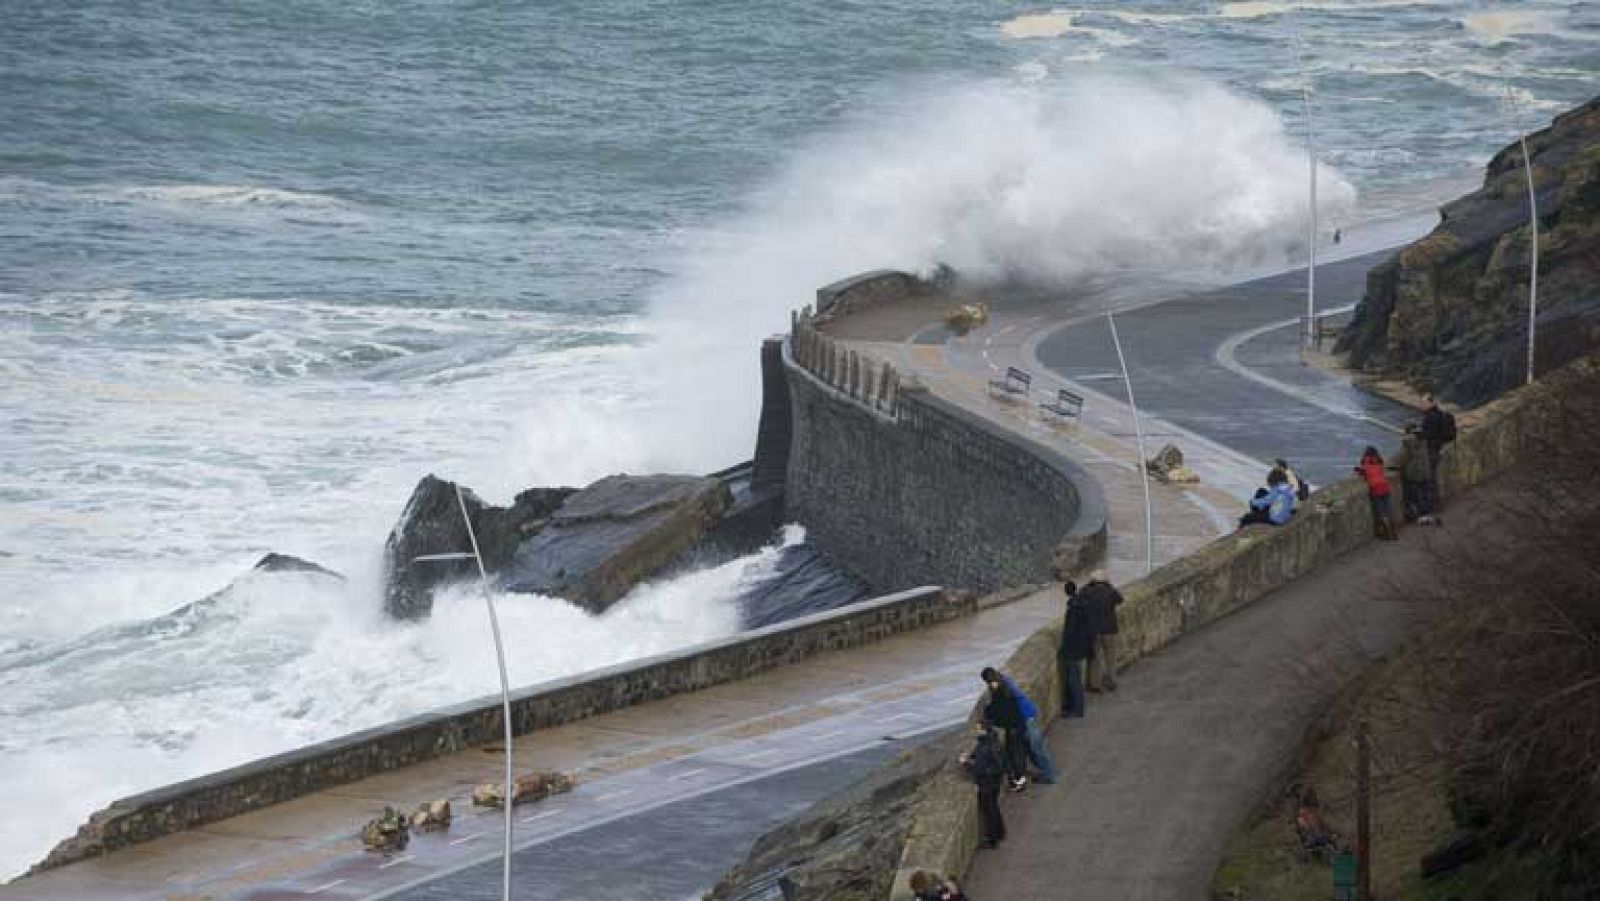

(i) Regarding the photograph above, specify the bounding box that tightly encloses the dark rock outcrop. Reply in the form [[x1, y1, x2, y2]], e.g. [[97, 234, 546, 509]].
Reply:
[[383, 473, 730, 619], [1338, 95, 1600, 407], [382, 475, 574, 620], [252, 553, 344, 579], [704, 735, 956, 901], [500, 474, 731, 613]]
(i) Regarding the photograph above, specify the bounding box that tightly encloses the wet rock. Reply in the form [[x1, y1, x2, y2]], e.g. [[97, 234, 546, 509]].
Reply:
[[500, 474, 731, 613], [1339, 95, 1600, 407], [253, 553, 344, 579], [410, 798, 451, 832], [382, 475, 574, 620], [360, 806, 409, 854], [471, 771, 575, 809]]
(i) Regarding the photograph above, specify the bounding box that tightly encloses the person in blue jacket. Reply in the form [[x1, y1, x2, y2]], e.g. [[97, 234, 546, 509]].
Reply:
[[981, 666, 1058, 785], [1238, 467, 1297, 528]]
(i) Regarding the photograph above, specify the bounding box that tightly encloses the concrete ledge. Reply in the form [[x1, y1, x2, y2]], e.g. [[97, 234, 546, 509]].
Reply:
[[889, 359, 1587, 899], [30, 585, 970, 874], [815, 270, 933, 319]]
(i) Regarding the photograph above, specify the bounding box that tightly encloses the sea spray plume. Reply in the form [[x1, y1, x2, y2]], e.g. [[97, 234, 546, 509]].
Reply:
[[541, 73, 1357, 480]]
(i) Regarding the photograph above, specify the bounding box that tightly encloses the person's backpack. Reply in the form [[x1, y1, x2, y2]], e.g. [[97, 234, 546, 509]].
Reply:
[[1295, 472, 1311, 502], [1441, 411, 1457, 443]]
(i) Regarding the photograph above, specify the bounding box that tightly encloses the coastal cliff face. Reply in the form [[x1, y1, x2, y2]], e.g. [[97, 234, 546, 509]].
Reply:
[[1337, 95, 1600, 407]]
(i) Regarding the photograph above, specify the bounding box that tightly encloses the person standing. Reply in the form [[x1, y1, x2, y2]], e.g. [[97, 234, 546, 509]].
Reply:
[[1080, 570, 1124, 692], [960, 725, 1007, 849], [1419, 395, 1457, 504], [982, 666, 1057, 784], [1356, 446, 1397, 540], [1058, 580, 1095, 718], [1398, 426, 1437, 525], [981, 670, 1030, 791]]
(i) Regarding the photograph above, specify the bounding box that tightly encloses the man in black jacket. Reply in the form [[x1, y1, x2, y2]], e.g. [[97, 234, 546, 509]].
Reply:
[[1058, 580, 1095, 717], [960, 725, 1008, 848], [982, 671, 1030, 791], [1080, 570, 1125, 692], [1419, 395, 1457, 477]]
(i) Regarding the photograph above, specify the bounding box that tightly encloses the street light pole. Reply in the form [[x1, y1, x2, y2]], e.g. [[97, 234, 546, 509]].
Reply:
[[1106, 311, 1154, 576], [414, 485, 516, 901], [1294, 27, 1319, 352]]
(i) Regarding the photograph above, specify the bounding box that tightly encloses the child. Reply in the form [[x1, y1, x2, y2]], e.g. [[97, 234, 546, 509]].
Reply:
[[1355, 446, 1397, 540]]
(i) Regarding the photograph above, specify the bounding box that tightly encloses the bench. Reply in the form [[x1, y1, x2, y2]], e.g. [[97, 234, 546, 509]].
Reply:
[[987, 366, 1032, 402], [1039, 388, 1084, 426]]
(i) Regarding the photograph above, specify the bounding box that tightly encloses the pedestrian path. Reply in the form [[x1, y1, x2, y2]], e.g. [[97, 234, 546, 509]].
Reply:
[[13, 591, 1060, 900]]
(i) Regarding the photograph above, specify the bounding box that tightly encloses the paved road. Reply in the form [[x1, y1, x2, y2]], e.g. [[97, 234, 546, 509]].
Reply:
[[1033, 251, 1418, 488], [379, 742, 911, 901], [964, 488, 1490, 901]]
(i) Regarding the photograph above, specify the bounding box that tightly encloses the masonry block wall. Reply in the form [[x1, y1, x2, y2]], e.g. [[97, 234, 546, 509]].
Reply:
[[780, 340, 1106, 595]]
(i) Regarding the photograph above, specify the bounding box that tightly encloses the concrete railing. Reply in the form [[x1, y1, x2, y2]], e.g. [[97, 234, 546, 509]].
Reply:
[[888, 358, 1593, 898], [31, 585, 972, 874]]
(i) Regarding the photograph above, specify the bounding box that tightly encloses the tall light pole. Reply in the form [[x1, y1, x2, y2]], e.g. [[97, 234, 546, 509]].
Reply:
[[1106, 311, 1153, 576], [413, 483, 515, 901], [1505, 91, 1540, 385], [1293, 26, 1319, 353]]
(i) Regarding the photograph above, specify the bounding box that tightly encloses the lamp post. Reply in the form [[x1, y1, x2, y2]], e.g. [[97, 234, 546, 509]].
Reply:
[[1505, 92, 1540, 385], [1106, 311, 1154, 576], [1293, 26, 1320, 353], [412, 482, 515, 901]]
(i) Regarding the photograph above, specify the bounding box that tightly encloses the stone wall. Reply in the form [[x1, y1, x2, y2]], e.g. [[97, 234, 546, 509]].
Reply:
[[887, 360, 1585, 899], [29, 586, 972, 874], [782, 309, 1107, 595]]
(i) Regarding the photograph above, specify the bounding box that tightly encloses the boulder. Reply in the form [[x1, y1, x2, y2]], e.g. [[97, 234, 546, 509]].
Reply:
[[410, 798, 451, 832], [253, 553, 344, 579], [360, 806, 409, 854], [471, 771, 575, 809], [382, 475, 574, 620], [499, 474, 732, 613], [1338, 95, 1600, 407]]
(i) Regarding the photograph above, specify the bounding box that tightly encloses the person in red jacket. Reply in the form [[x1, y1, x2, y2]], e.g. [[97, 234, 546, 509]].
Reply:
[[1355, 446, 1398, 540]]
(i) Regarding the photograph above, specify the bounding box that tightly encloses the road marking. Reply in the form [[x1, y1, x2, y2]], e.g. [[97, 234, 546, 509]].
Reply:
[[230, 857, 261, 871], [448, 833, 483, 846], [668, 768, 706, 781], [808, 729, 845, 743], [741, 747, 780, 762], [597, 789, 633, 802], [521, 808, 563, 823], [378, 855, 414, 869], [308, 879, 346, 894], [883, 712, 918, 722]]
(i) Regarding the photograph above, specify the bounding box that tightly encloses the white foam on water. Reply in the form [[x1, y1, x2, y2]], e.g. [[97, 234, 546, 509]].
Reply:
[[1219, 0, 1447, 19], [0, 529, 798, 877], [999, 11, 1137, 46]]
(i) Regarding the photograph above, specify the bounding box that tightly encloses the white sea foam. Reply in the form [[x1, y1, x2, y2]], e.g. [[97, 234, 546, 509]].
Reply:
[[115, 183, 349, 210], [999, 11, 1136, 46], [1219, 0, 1446, 19]]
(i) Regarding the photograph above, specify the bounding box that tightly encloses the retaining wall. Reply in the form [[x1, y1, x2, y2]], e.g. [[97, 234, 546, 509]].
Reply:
[[781, 311, 1107, 596], [30, 585, 971, 874], [888, 358, 1592, 899]]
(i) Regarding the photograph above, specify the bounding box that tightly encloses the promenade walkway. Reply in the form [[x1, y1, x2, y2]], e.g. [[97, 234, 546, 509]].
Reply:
[[11, 592, 1059, 901]]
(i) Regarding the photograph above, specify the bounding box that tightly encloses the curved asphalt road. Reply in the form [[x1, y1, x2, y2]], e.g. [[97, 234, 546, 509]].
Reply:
[[1032, 250, 1417, 488]]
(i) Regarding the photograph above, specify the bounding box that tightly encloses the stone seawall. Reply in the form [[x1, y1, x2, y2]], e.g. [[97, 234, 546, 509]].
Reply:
[[887, 359, 1591, 899], [30, 586, 971, 874], [780, 309, 1107, 595]]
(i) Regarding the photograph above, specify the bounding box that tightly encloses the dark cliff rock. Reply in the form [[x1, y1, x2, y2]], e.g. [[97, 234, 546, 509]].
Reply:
[[704, 734, 955, 901], [1338, 95, 1600, 407], [252, 553, 344, 578], [500, 474, 731, 613], [382, 475, 574, 620]]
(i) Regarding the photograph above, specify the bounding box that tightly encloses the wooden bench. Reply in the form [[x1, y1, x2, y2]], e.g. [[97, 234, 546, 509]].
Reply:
[[1039, 387, 1084, 426], [987, 366, 1032, 402]]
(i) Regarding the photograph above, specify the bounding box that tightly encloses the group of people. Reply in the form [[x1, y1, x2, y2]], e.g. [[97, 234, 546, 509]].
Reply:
[[1357, 396, 1456, 538], [959, 571, 1125, 852], [1237, 397, 1458, 540]]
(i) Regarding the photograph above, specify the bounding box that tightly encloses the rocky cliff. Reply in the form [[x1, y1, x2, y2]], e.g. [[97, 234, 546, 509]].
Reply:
[[1338, 95, 1600, 406]]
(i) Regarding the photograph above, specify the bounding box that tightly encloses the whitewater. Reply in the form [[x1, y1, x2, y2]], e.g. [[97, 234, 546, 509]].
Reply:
[[2, 0, 1594, 879]]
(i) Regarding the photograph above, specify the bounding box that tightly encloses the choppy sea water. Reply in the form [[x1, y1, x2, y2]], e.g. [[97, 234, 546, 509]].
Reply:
[[1, 0, 1595, 877]]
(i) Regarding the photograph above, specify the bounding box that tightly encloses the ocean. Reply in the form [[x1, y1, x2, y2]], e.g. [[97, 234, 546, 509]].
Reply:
[[1, 0, 1595, 878]]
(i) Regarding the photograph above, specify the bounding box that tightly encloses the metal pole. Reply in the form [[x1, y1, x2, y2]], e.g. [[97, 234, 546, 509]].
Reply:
[[1295, 27, 1319, 351], [1355, 721, 1372, 900], [454, 484, 515, 901], [1518, 131, 1539, 385], [1107, 311, 1153, 575]]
